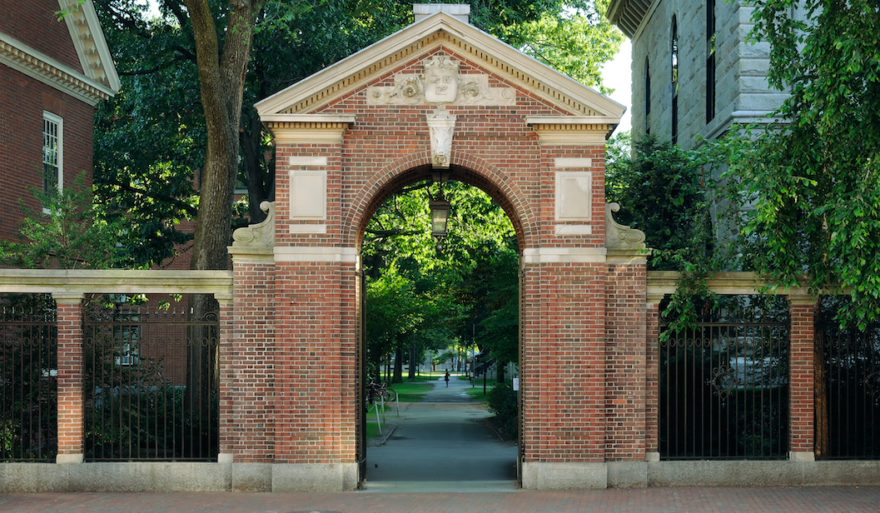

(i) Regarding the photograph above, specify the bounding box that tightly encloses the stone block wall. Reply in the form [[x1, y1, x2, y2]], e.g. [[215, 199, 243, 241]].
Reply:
[[629, 0, 786, 147]]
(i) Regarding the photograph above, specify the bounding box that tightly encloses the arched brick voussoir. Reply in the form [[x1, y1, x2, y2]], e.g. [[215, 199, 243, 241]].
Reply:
[[342, 151, 537, 251]]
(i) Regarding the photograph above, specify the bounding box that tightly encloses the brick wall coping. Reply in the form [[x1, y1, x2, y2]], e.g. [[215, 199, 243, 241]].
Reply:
[[647, 271, 815, 304], [0, 269, 233, 300]]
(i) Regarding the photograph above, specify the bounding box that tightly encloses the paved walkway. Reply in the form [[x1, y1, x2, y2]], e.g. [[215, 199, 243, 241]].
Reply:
[[4, 487, 879, 513], [366, 374, 517, 485]]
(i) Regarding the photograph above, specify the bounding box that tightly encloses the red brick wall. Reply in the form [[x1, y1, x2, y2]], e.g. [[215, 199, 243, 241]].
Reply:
[[56, 298, 84, 456], [789, 301, 816, 454], [271, 261, 357, 464], [520, 263, 608, 463], [0, 64, 94, 240], [225, 261, 276, 462], [0, 0, 83, 73], [604, 262, 647, 461]]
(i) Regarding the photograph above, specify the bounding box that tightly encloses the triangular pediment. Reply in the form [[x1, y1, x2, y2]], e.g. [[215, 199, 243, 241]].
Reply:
[[59, 0, 120, 94], [255, 12, 625, 124]]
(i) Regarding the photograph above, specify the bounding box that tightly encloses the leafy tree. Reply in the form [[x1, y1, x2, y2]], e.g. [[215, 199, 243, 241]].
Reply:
[[605, 133, 727, 335], [91, 1, 622, 268], [605, 134, 715, 271], [733, 0, 880, 328], [362, 181, 518, 382], [0, 174, 125, 269]]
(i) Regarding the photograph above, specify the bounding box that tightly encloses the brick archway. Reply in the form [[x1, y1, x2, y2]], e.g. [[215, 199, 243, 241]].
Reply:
[[343, 151, 538, 250], [225, 10, 651, 492]]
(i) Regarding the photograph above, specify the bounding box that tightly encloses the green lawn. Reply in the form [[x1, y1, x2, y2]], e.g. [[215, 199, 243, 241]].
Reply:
[[390, 381, 432, 402], [464, 378, 497, 402]]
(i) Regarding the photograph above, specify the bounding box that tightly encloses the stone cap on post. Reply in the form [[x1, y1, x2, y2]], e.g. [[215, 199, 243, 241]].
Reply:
[[413, 4, 470, 23]]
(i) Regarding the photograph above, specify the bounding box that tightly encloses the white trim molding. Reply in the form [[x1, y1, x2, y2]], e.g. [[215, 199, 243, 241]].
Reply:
[[274, 247, 358, 264], [0, 269, 233, 300], [554, 157, 592, 168], [288, 224, 328, 234], [0, 31, 115, 105], [522, 247, 606, 264], [554, 224, 593, 236]]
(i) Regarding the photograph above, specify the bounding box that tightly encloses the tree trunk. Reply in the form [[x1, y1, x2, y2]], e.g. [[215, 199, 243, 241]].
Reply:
[[393, 345, 403, 383], [182, 0, 263, 428], [240, 110, 273, 224], [407, 343, 416, 380]]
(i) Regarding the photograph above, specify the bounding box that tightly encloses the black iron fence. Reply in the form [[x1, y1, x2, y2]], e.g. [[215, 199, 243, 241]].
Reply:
[[83, 295, 219, 461], [0, 294, 57, 462], [659, 296, 789, 460], [816, 296, 880, 459]]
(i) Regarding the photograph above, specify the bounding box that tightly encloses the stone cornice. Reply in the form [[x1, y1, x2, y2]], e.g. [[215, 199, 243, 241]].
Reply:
[[58, 0, 120, 93], [606, 0, 660, 39], [646, 271, 816, 304], [0, 31, 113, 105], [526, 116, 615, 145], [264, 115, 356, 144], [0, 270, 233, 301], [255, 14, 624, 122]]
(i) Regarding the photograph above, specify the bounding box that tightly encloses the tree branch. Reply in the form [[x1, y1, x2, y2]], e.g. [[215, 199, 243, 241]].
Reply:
[[100, 179, 198, 217]]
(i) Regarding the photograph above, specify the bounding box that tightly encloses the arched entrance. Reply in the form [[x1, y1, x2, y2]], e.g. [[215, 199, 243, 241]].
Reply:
[[353, 163, 527, 488], [225, 7, 650, 492]]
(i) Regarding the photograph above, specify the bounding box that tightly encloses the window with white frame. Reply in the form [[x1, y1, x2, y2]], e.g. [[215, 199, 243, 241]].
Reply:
[[42, 112, 63, 201]]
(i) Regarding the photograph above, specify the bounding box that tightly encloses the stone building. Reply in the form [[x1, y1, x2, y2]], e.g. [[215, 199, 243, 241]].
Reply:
[[606, 0, 789, 147]]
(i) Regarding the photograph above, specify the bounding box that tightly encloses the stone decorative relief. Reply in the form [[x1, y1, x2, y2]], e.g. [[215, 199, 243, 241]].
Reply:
[[366, 54, 515, 106], [605, 203, 646, 250], [427, 109, 457, 168], [231, 201, 275, 250]]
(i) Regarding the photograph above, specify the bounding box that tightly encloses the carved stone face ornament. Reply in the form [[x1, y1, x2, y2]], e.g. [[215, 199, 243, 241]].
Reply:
[[366, 53, 515, 107], [422, 54, 460, 103]]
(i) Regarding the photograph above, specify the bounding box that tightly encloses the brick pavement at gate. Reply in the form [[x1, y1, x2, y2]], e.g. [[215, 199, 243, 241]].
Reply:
[[2, 487, 879, 513]]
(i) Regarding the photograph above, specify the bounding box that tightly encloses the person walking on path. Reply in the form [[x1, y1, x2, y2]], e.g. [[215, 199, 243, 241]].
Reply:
[[444, 369, 450, 388]]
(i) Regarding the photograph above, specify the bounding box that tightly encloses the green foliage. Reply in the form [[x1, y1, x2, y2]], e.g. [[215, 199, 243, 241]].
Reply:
[[363, 181, 519, 380], [606, 134, 716, 270], [0, 174, 126, 269], [731, 0, 880, 328], [487, 382, 517, 439], [92, 1, 623, 267], [486, 0, 624, 89], [606, 134, 724, 336]]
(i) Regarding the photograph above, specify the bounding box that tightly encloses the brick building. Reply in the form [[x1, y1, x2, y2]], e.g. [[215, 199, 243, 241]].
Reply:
[[0, 0, 118, 240]]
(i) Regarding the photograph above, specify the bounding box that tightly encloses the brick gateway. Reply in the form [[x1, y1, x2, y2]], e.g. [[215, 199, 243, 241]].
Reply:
[[224, 8, 650, 490], [4, 6, 878, 493], [221, 9, 839, 490]]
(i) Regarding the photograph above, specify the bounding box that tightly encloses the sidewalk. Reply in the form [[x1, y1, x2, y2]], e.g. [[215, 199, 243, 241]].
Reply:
[[3, 486, 879, 513], [366, 374, 516, 483]]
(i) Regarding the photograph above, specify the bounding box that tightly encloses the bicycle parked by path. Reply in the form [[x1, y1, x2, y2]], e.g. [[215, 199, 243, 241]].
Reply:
[[366, 377, 393, 405]]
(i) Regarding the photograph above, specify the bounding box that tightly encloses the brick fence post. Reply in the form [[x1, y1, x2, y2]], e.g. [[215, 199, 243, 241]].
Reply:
[[788, 296, 817, 461], [53, 293, 84, 464], [644, 297, 661, 462]]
